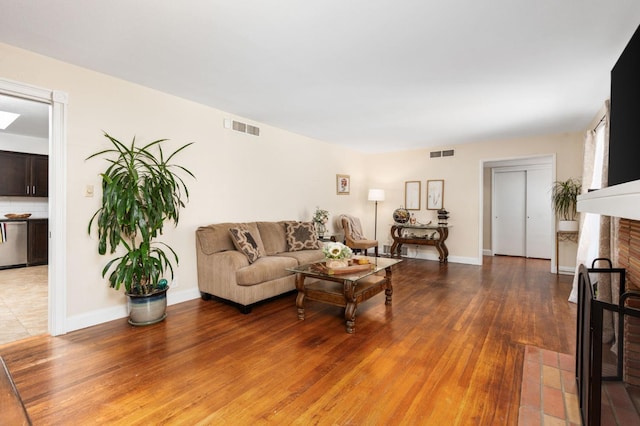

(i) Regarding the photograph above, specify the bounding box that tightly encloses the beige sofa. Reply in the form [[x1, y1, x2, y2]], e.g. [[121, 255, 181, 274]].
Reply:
[[195, 221, 325, 313]]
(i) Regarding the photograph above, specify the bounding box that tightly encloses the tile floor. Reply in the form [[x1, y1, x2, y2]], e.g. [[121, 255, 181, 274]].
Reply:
[[0, 265, 48, 345], [519, 345, 640, 425]]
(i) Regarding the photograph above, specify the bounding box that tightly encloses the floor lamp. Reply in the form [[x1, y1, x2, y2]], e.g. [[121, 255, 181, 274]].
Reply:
[[368, 189, 385, 240]]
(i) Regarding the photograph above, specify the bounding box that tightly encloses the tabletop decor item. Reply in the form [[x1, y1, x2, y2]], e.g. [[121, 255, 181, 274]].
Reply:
[[393, 207, 410, 224], [313, 206, 329, 237], [322, 241, 353, 268]]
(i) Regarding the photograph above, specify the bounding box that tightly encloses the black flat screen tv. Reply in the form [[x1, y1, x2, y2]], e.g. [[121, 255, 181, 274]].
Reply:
[[608, 24, 640, 187]]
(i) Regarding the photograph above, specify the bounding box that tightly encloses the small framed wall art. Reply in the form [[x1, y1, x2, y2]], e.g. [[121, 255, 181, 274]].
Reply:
[[405, 181, 421, 210], [336, 174, 350, 195], [427, 179, 444, 210]]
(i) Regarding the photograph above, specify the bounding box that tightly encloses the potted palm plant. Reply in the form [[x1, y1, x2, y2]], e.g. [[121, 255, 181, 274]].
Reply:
[[552, 178, 582, 232], [87, 132, 194, 325]]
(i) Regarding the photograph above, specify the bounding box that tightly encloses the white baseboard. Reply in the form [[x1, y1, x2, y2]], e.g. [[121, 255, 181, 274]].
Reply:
[[400, 248, 481, 266], [557, 266, 576, 276], [483, 249, 493, 256], [64, 287, 201, 334]]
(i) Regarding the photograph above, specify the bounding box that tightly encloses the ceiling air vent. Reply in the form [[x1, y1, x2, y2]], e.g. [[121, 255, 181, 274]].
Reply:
[[442, 149, 454, 157], [430, 151, 442, 158]]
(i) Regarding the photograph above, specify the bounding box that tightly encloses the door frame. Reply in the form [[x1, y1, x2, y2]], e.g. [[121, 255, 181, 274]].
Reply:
[[0, 77, 68, 336], [480, 155, 556, 273]]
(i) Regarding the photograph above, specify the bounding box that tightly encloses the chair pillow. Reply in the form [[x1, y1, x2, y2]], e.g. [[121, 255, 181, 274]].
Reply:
[[229, 227, 262, 263], [285, 221, 320, 252]]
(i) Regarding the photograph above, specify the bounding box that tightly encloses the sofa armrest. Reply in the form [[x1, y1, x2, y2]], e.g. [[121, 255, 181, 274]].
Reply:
[[196, 249, 249, 297]]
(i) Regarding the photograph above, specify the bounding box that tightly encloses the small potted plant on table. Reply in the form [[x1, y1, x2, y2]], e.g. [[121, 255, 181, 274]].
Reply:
[[552, 178, 582, 232]]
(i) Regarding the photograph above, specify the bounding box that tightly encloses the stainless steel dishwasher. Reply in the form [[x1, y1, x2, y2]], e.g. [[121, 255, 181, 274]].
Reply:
[[0, 221, 28, 268]]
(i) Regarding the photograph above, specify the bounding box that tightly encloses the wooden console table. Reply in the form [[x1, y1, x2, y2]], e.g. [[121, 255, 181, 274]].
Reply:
[[390, 224, 450, 263]]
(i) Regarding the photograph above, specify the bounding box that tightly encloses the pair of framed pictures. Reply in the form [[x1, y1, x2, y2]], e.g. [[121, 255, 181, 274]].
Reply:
[[405, 180, 444, 210]]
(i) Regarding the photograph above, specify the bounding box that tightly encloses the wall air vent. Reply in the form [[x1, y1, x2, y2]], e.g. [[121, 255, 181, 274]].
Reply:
[[232, 120, 246, 133], [224, 118, 260, 136], [246, 124, 260, 136], [431, 149, 454, 158]]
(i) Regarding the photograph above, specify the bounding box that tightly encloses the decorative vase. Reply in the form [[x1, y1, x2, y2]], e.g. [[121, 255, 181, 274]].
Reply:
[[127, 287, 169, 326], [326, 259, 349, 269], [316, 222, 326, 238]]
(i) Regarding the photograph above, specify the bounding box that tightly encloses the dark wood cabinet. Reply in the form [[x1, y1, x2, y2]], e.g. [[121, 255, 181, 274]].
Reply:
[[0, 151, 48, 197], [29, 155, 48, 197], [0, 151, 29, 196], [28, 219, 49, 266]]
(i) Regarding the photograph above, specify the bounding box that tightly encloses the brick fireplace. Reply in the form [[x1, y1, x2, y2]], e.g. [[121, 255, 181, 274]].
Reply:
[[618, 218, 640, 386]]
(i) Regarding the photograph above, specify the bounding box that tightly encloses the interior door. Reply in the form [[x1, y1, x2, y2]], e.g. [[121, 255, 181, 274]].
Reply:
[[493, 170, 526, 256], [525, 168, 552, 259]]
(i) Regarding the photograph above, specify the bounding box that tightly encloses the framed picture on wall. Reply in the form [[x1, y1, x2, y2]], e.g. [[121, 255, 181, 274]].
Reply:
[[427, 180, 444, 210], [336, 174, 350, 195], [405, 181, 421, 210]]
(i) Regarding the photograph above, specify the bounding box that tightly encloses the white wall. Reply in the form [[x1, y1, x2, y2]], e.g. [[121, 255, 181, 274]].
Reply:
[[365, 133, 583, 265], [0, 42, 367, 330]]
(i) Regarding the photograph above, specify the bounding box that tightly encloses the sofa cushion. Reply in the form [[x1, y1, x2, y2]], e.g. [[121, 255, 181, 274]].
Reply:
[[277, 248, 325, 265], [236, 256, 298, 286], [285, 221, 320, 252], [197, 222, 266, 256], [196, 223, 239, 255], [257, 221, 289, 255], [229, 227, 263, 263]]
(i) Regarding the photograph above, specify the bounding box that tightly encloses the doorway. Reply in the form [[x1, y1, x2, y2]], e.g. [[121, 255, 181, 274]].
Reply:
[[492, 165, 552, 259], [479, 154, 556, 264], [0, 93, 50, 344], [0, 78, 68, 337]]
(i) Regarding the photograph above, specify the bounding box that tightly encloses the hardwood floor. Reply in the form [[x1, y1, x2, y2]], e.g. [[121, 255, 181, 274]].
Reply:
[[0, 256, 575, 425]]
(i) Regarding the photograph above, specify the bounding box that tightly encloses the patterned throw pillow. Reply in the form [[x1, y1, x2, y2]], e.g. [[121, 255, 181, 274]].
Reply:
[[229, 227, 262, 263], [285, 222, 320, 252]]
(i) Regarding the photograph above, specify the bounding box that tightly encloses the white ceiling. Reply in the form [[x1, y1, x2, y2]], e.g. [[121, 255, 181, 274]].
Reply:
[[0, 95, 49, 138], [0, 1, 639, 152]]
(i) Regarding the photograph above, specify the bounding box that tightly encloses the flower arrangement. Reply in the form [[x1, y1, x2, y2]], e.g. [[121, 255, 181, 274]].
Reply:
[[313, 207, 329, 225], [323, 242, 353, 260]]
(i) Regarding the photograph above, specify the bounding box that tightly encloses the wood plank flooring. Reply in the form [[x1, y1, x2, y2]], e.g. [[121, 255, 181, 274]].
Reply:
[[0, 256, 575, 425]]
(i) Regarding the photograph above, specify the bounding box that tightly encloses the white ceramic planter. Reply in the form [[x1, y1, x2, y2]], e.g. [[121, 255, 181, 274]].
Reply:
[[127, 287, 169, 326]]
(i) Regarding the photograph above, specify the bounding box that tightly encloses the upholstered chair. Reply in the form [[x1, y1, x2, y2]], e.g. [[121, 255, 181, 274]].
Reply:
[[340, 215, 379, 257]]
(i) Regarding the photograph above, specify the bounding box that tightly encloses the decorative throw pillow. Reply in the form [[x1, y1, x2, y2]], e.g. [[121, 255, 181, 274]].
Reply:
[[285, 222, 320, 252], [229, 227, 262, 263]]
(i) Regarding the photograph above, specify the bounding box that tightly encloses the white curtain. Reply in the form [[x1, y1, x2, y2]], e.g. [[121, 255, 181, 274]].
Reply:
[[569, 101, 610, 303], [568, 101, 618, 344]]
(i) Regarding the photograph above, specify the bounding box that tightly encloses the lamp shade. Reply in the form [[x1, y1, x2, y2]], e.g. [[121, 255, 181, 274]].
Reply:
[[368, 189, 385, 202]]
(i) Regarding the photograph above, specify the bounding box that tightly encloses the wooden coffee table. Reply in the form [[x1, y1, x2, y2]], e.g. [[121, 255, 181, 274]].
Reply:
[[287, 256, 401, 333]]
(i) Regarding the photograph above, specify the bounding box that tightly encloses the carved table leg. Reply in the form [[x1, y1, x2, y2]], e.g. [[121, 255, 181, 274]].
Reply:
[[343, 280, 357, 333], [384, 267, 393, 305], [294, 273, 306, 320], [344, 302, 357, 334], [435, 241, 445, 263]]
